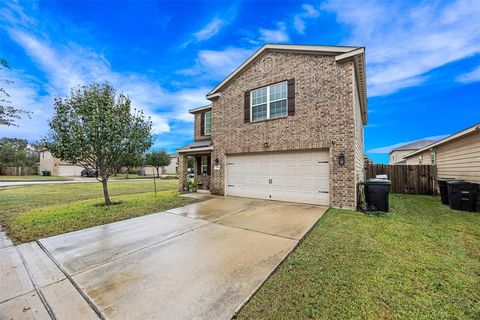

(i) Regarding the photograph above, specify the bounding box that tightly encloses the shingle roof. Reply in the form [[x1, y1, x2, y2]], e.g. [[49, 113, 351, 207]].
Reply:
[[390, 139, 435, 153], [177, 140, 212, 151]]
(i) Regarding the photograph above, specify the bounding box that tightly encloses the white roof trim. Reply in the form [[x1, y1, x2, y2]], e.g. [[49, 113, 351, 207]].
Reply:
[[404, 123, 480, 158], [335, 48, 365, 61], [206, 44, 360, 98], [188, 104, 212, 114]]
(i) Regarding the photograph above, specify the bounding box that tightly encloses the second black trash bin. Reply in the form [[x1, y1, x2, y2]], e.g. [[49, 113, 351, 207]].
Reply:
[[447, 180, 478, 212], [438, 178, 456, 205], [365, 178, 391, 212]]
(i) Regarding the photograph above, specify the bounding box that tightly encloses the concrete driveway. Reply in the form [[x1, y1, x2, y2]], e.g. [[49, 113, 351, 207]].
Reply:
[[1, 196, 327, 320]]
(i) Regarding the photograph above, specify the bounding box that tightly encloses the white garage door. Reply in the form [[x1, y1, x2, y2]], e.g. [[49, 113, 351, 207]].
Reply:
[[58, 165, 84, 176], [226, 150, 329, 206]]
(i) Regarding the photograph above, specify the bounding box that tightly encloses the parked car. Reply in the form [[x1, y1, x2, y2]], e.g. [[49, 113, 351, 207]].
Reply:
[[81, 168, 98, 177]]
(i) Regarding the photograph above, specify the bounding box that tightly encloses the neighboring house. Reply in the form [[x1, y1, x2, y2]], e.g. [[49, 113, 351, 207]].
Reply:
[[178, 44, 367, 209], [143, 153, 179, 175], [404, 123, 480, 182], [389, 139, 435, 165], [38, 149, 84, 176]]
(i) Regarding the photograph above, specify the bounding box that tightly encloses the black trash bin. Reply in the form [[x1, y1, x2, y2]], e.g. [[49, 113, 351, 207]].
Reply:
[[365, 178, 391, 212], [447, 181, 478, 212], [438, 178, 456, 205]]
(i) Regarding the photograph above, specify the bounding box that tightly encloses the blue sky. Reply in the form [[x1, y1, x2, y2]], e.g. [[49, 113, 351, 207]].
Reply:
[[1, 0, 479, 163]]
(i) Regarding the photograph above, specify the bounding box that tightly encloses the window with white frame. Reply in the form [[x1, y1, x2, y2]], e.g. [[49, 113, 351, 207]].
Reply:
[[431, 152, 436, 165], [251, 81, 287, 121], [201, 156, 209, 175], [204, 111, 212, 135]]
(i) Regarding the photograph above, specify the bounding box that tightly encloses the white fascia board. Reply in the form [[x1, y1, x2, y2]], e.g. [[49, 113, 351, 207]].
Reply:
[[335, 48, 365, 61]]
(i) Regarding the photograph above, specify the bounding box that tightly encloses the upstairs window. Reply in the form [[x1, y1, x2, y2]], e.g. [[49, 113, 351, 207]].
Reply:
[[204, 111, 212, 135], [431, 152, 436, 165], [251, 81, 287, 122]]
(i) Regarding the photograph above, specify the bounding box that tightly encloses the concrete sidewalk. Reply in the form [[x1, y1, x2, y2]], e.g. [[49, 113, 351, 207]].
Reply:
[[1, 197, 327, 319]]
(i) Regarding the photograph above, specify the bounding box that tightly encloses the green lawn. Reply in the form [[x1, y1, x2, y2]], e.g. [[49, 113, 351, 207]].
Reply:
[[110, 173, 178, 180], [110, 173, 155, 180], [237, 194, 480, 320], [0, 175, 72, 181], [0, 179, 195, 243]]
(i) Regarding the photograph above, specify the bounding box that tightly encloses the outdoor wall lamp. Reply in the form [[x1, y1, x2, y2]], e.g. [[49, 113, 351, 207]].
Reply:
[[264, 142, 270, 148], [338, 153, 346, 166], [214, 158, 219, 166]]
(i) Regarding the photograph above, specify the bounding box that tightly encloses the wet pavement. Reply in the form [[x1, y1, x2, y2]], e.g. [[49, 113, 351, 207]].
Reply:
[[0, 196, 328, 319]]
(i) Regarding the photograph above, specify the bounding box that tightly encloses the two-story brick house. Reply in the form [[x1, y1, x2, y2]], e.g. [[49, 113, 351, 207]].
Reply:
[[178, 44, 367, 209]]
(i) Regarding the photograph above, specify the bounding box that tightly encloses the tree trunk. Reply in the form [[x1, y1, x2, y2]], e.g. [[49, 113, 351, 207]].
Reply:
[[156, 167, 160, 177], [126, 167, 129, 178], [101, 178, 112, 205]]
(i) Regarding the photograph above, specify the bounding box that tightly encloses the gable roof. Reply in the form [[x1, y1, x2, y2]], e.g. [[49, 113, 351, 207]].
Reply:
[[205, 44, 368, 124], [404, 123, 480, 159], [389, 139, 436, 154]]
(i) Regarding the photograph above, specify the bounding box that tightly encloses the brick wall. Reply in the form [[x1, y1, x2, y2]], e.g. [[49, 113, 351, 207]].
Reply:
[[193, 110, 212, 142], [208, 51, 359, 209], [178, 155, 188, 191]]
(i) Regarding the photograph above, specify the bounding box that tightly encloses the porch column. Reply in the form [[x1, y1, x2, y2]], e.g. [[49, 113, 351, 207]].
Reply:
[[178, 154, 188, 192]]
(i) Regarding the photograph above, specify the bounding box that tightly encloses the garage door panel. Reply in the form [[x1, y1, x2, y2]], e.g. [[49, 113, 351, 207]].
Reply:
[[226, 150, 329, 206], [58, 165, 83, 176]]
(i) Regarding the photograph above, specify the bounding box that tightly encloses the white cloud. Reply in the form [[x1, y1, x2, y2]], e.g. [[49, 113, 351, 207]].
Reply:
[[259, 22, 289, 43], [0, 70, 53, 141], [456, 65, 480, 83], [194, 18, 225, 41], [367, 135, 448, 154], [321, 0, 480, 96], [294, 4, 320, 34], [3, 28, 212, 139], [178, 47, 253, 79], [183, 4, 238, 46]]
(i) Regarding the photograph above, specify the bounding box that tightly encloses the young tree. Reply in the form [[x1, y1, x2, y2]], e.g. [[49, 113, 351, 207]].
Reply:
[[0, 59, 31, 126], [44, 82, 152, 205], [145, 150, 171, 177]]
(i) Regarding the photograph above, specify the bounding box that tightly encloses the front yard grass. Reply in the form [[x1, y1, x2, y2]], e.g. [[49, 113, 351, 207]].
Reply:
[[237, 194, 480, 319], [0, 180, 194, 243]]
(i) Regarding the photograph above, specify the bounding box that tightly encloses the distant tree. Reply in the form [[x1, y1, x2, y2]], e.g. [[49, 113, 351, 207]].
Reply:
[[0, 58, 31, 126], [122, 152, 145, 178], [0, 138, 39, 172], [44, 82, 152, 205], [145, 150, 171, 177]]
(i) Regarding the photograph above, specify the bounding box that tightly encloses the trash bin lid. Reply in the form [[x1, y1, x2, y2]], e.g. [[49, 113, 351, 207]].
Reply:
[[446, 180, 469, 185], [438, 177, 458, 181], [366, 178, 391, 185]]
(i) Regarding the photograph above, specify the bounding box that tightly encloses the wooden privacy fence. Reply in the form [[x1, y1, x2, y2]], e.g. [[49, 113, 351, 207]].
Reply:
[[0, 166, 38, 176], [365, 164, 437, 195]]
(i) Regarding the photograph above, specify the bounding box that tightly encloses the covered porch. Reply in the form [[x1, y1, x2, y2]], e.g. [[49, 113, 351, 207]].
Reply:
[[177, 140, 213, 191]]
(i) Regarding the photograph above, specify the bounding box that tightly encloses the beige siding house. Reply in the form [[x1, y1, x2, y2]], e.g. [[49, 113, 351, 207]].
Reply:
[[178, 44, 367, 209], [39, 150, 84, 176], [389, 139, 435, 165], [404, 123, 480, 182], [143, 153, 179, 175]]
